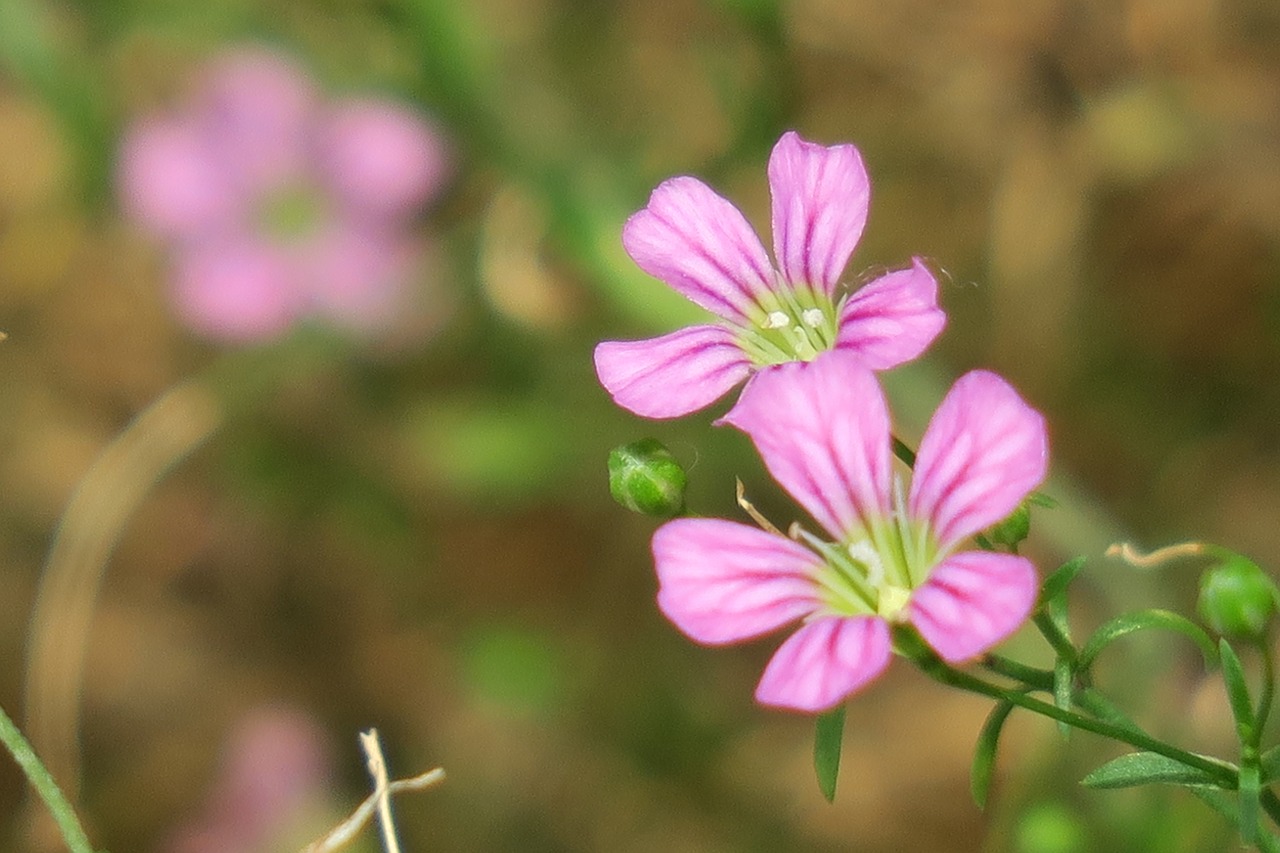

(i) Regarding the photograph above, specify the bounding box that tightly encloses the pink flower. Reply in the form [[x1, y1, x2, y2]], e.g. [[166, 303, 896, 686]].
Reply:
[[594, 131, 946, 418], [163, 706, 334, 853], [653, 350, 1048, 712], [119, 46, 449, 343]]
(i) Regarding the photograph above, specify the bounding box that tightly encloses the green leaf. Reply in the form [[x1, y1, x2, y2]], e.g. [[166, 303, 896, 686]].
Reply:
[[1053, 655, 1073, 740], [1077, 609, 1218, 672], [971, 700, 1015, 809], [1028, 491, 1059, 509], [1239, 762, 1261, 844], [814, 705, 845, 803], [1220, 639, 1257, 743], [1038, 557, 1086, 609], [988, 504, 1031, 549], [890, 436, 915, 468], [1260, 744, 1280, 783], [1080, 751, 1221, 789], [1187, 789, 1280, 853]]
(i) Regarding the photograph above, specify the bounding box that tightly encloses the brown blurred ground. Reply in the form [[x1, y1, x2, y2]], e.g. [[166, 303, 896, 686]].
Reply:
[[0, 0, 1278, 851]]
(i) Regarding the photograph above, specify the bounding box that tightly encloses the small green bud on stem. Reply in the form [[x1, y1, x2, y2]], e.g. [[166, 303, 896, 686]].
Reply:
[[989, 504, 1031, 549], [607, 439, 687, 518], [1198, 554, 1280, 642]]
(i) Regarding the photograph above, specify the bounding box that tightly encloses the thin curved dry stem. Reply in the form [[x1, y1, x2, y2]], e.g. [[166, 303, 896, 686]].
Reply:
[[23, 381, 221, 806]]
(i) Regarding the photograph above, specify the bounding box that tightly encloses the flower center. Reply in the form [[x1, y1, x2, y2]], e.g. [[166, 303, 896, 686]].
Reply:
[[798, 511, 939, 623], [734, 284, 842, 366], [257, 184, 328, 242]]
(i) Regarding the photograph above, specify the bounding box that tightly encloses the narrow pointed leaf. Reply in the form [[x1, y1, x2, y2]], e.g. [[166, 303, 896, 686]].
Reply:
[[971, 700, 1015, 809], [1080, 751, 1222, 789], [1038, 557, 1086, 609], [1261, 744, 1280, 784], [1220, 639, 1257, 742], [890, 435, 915, 468], [1077, 609, 1217, 672], [814, 705, 845, 803]]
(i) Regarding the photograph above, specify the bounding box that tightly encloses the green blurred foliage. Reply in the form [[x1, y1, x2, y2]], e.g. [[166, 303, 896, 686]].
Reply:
[[0, 0, 1277, 850]]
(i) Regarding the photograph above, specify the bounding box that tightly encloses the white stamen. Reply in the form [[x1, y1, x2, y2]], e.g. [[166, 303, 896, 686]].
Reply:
[[848, 540, 885, 587], [892, 474, 908, 522], [764, 311, 789, 329], [802, 308, 824, 327]]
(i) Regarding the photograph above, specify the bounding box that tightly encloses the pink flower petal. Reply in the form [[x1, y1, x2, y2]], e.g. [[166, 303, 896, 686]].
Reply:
[[835, 258, 946, 369], [768, 131, 870, 294], [319, 99, 449, 220], [622, 176, 774, 322], [721, 351, 891, 540], [594, 325, 751, 419], [909, 370, 1048, 552], [302, 225, 417, 333], [118, 118, 243, 239], [197, 47, 316, 192], [172, 239, 305, 342], [755, 616, 891, 712], [654, 518, 823, 645], [908, 551, 1037, 663]]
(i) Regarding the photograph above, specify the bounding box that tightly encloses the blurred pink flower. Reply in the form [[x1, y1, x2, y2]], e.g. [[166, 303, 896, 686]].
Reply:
[[162, 706, 334, 853], [653, 350, 1048, 712], [119, 46, 449, 342], [594, 131, 945, 418]]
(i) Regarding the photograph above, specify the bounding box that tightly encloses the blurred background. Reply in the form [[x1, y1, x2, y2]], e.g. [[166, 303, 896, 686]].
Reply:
[[1, 0, 1279, 850]]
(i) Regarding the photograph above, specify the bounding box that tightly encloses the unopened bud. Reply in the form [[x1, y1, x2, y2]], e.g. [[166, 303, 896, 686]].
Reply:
[[607, 439, 687, 518], [1198, 555, 1280, 641], [989, 504, 1032, 548]]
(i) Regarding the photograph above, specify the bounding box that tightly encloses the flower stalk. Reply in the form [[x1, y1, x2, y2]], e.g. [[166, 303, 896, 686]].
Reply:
[[0, 702, 96, 853]]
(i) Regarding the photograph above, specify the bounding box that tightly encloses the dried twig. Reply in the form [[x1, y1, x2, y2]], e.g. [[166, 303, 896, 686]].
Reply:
[[299, 732, 444, 853]]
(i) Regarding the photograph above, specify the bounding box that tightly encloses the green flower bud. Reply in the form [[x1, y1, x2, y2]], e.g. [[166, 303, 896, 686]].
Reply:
[[989, 504, 1032, 548], [1198, 555, 1280, 641], [608, 439, 687, 518]]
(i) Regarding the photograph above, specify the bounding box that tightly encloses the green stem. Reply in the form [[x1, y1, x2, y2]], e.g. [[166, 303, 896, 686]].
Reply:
[[1073, 687, 1145, 737], [916, 652, 1237, 787], [1034, 610, 1079, 667], [981, 654, 1053, 689], [1259, 643, 1275, 738], [0, 702, 96, 853]]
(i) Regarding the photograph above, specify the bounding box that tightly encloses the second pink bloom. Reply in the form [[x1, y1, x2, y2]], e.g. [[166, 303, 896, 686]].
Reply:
[[653, 351, 1049, 712]]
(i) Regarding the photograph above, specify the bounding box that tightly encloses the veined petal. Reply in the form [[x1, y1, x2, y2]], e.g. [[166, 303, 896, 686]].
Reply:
[[721, 351, 891, 540], [654, 518, 823, 645], [909, 370, 1048, 552], [769, 131, 870, 294], [835, 258, 946, 369], [908, 551, 1037, 663], [755, 616, 891, 712], [622, 176, 774, 322], [594, 325, 751, 419]]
